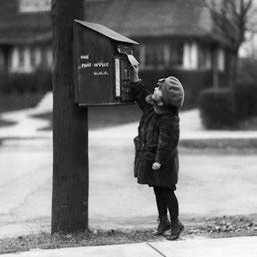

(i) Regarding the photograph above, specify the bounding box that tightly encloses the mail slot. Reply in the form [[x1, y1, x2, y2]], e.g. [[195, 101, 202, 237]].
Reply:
[[73, 20, 139, 106]]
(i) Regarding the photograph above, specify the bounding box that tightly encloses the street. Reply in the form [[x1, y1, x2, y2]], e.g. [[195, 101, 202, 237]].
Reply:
[[0, 135, 257, 238]]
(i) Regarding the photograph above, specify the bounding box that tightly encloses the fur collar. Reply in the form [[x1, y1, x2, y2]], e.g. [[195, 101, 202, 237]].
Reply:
[[145, 95, 178, 115]]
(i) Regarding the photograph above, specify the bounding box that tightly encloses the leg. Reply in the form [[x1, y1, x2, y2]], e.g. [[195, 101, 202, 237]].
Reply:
[[153, 186, 168, 219], [162, 188, 184, 240], [163, 188, 179, 221], [153, 186, 170, 235]]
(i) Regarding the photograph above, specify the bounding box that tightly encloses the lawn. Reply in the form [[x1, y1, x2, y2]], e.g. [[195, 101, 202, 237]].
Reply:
[[32, 104, 142, 131], [0, 93, 142, 130], [1, 92, 257, 132], [1, 215, 257, 254], [0, 93, 44, 113], [0, 93, 45, 128]]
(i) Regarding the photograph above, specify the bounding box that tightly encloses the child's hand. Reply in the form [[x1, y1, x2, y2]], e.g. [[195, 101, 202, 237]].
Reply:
[[152, 162, 161, 170], [131, 65, 140, 83]]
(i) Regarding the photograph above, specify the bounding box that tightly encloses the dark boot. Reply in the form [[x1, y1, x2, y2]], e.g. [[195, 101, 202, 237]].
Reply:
[[167, 219, 184, 240], [153, 215, 171, 235]]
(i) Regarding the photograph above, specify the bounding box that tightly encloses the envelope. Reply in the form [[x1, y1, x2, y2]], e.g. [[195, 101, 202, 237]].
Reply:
[[126, 54, 140, 66]]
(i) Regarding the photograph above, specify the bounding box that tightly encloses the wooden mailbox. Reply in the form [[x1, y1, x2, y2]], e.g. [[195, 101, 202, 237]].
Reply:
[[73, 20, 139, 106]]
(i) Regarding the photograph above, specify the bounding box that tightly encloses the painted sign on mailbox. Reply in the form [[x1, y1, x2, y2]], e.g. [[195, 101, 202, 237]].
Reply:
[[73, 20, 139, 106]]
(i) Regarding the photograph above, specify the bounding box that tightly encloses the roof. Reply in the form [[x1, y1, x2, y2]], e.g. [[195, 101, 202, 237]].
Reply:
[[0, 1, 51, 45], [75, 20, 138, 45], [0, 31, 52, 45], [0, 0, 232, 47], [84, 0, 213, 38], [84, 0, 233, 46]]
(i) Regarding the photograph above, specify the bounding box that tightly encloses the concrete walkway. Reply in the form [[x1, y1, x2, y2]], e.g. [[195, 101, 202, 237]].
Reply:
[[3, 236, 257, 257]]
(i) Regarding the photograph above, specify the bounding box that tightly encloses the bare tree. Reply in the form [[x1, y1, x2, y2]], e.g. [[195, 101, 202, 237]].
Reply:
[[206, 0, 257, 84], [51, 0, 89, 234]]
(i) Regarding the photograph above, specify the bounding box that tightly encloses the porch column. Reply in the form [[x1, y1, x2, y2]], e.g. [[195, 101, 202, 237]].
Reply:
[[212, 47, 219, 88], [35, 47, 42, 67]]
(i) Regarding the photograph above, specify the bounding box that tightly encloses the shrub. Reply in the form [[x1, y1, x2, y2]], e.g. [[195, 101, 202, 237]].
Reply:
[[234, 81, 257, 120], [0, 69, 52, 94], [237, 58, 257, 85], [0, 72, 9, 93], [199, 87, 236, 129]]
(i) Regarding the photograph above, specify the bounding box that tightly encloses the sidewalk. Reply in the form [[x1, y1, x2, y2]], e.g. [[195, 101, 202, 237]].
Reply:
[[3, 236, 257, 257]]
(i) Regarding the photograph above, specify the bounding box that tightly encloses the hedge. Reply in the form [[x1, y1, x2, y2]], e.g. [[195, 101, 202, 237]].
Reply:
[[0, 69, 52, 94], [233, 58, 257, 120], [234, 81, 257, 120], [199, 87, 236, 129]]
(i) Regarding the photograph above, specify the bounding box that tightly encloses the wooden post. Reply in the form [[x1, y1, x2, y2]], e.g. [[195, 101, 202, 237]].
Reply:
[[51, 0, 89, 234]]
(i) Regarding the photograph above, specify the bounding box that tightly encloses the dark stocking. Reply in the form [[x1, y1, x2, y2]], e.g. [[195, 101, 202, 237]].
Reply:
[[153, 186, 178, 221]]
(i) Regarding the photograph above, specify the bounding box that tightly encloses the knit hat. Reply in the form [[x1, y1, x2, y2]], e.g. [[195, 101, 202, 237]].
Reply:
[[160, 76, 184, 107]]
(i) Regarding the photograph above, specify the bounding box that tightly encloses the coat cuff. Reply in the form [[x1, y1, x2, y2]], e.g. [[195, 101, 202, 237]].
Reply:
[[130, 79, 142, 86]]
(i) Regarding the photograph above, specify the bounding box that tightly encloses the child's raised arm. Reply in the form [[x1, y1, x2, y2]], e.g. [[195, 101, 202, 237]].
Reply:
[[129, 65, 151, 112]]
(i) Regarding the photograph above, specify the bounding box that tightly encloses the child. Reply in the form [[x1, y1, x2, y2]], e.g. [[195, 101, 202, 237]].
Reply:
[[130, 65, 184, 240]]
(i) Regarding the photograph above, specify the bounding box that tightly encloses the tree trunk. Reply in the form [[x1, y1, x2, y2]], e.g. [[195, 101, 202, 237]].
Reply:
[[229, 50, 239, 88], [51, 0, 89, 234]]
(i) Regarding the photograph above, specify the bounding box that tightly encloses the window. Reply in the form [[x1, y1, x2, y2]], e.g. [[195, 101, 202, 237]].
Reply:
[[18, 48, 25, 68], [169, 42, 184, 67], [198, 45, 212, 70], [183, 42, 198, 70], [10, 47, 33, 73], [19, 0, 51, 13], [39, 46, 53, 70], [31, 47, 42, 68], [140, 41, 184, 70], [144, 42, 165, 69], [217, 48, 225, 72]]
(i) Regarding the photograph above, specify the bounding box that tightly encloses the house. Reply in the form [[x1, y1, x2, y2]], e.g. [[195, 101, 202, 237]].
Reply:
[[0, 0, 236, 105], [0, 0, 52, 74], [85, 0, 229, 71], [84, 0, 236, 104]]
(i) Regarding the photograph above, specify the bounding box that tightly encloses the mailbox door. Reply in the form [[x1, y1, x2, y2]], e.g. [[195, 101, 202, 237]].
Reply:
[[119, 56, 134, 102], [74, 25, 116, 105]]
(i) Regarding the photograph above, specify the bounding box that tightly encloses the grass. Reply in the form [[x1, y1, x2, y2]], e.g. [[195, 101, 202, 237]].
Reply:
[[0, 93, 44, 113], [30, 104, 257, 133], [0, 120, 16, 127], [32, 104, 142, 131], [0, 230, 159, 254], [1, 92, 257, 132], [1, 215, 257, 254], [0, 93, 45, 128]]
